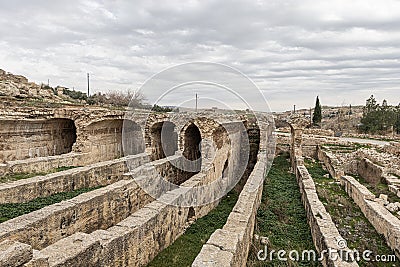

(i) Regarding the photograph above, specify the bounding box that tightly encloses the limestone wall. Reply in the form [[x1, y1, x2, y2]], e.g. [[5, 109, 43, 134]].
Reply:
[[24, 150, 232, 266], [286, 116, 357, 267], [303, 128, 335, 136], [357, 158, 384, 185], [0, 153, 148, 204], [275, 132, 290, 154], [25, 193, 213, 267], [316, 146, 344, 179], [3, 152, 87, 175], [0, 240, 33, 266], [295, 163, 357, 267], [341, 175, 400, 258], [23, 119, 251, 267], [192, 152, 266, 267], [0, 155, 189, 250], [0, 119, 76, 162], [383, 142, 400, 156], [0, 178, 154, 250], [80, 119, 145, 162]]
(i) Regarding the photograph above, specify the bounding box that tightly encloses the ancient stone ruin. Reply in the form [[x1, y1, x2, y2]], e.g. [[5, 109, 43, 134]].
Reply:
[[0, 99, 276, 266], [1, 71, 399, 267]]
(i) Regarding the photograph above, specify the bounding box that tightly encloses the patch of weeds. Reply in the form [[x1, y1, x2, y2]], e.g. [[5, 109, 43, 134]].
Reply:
[[247, 153, 321, 267], [0, 166, 80, 183], [305, 159, 397, 266], [0, 186, 102, 223], [147, 190, 239, 267]]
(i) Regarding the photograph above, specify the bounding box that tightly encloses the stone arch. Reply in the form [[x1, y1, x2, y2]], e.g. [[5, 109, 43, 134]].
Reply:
[[122, 119, 145, 156], [149, 121, 178, 161], [0, 118, 76, 162], [222, 158, 229, 178], [82, 118, 144, 161], [183, 123, 202, 162], [187, 207, 196, 222]]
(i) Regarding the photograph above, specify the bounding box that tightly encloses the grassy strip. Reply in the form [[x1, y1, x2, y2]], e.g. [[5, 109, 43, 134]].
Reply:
[[147, 190, 239, 267], [247, 153, 321, 267], [306, 160, 396, 266], [0, 166, 79, 183], [0, 186, 101, 223]]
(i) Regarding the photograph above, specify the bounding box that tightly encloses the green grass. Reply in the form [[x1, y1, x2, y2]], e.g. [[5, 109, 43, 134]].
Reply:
[[0, 186, 101, 223], [0, 166, 79, 183], [305, 159, 397, 266], [146, 190, 239, 267], [247, 153, 321, 267]]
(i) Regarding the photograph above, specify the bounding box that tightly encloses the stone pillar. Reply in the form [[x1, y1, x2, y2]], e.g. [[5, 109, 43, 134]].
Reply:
[[287, 115, 310, 171]]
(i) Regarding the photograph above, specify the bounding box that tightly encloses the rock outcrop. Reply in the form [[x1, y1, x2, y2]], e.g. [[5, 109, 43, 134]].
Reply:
[[0, 69, 59, 100]]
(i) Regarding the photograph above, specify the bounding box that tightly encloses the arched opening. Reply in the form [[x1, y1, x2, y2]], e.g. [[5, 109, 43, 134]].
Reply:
[[84, 119, 125, 161], [150, 121, 178, 161], [236, 126, 261, 190], [122, 120, 144, 156], [183, 123, 202, 162], [187, 207, 196, 222], [60, 119, 77, 154], [222, 159, 229, 178], [0, 118, 76, 162]]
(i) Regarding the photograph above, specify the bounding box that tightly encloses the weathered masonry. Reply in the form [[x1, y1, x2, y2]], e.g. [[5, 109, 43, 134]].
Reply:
[[0, 119, 76, 162], [0, 106, 275, 266]]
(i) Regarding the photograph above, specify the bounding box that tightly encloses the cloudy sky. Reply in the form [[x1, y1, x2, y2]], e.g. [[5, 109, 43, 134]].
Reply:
[[1, 0, 400, 111]]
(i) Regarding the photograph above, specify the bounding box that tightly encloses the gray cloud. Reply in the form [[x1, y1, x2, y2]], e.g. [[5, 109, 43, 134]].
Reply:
[[0, 0, 400, 111]]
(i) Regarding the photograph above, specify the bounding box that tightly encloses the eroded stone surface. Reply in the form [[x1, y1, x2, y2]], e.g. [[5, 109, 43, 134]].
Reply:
[[0, 240, 32, 267]]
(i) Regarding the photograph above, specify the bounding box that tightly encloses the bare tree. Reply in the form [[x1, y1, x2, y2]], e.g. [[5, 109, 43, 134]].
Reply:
[[126, 89, 146, 108], [89, 89, 146, 108]]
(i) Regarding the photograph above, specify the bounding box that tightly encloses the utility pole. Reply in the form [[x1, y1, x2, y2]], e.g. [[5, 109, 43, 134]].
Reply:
[[87, 73, 90, 97], [310, 107, 312, 125], [293, 105, 296, 114], [195, 93, 198, 112]]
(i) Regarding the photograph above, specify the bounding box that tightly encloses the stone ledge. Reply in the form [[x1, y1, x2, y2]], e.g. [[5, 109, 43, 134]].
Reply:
[[296, 163, 358, 267], [341, 175, 400, 258], [0, 153, 148, 204], [0, 178, 152, 250], [317, 146, 345, 180], [19, 142, 232, 266], [25, 232, 100, 267], [193, 152, 267, 267], [0, 240, 32, 267]]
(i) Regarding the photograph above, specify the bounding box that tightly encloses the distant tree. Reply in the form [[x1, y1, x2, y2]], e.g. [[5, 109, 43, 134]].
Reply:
[[127, 89, 146, 109], [312, 96, 322, 126], [87, 89, 146, 107], [63, 88, 87, 101], [365, 95, 378, 113], [395, 104, 400, 134], [360, 95, 398, 134], [151, 104, 173, 112]]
